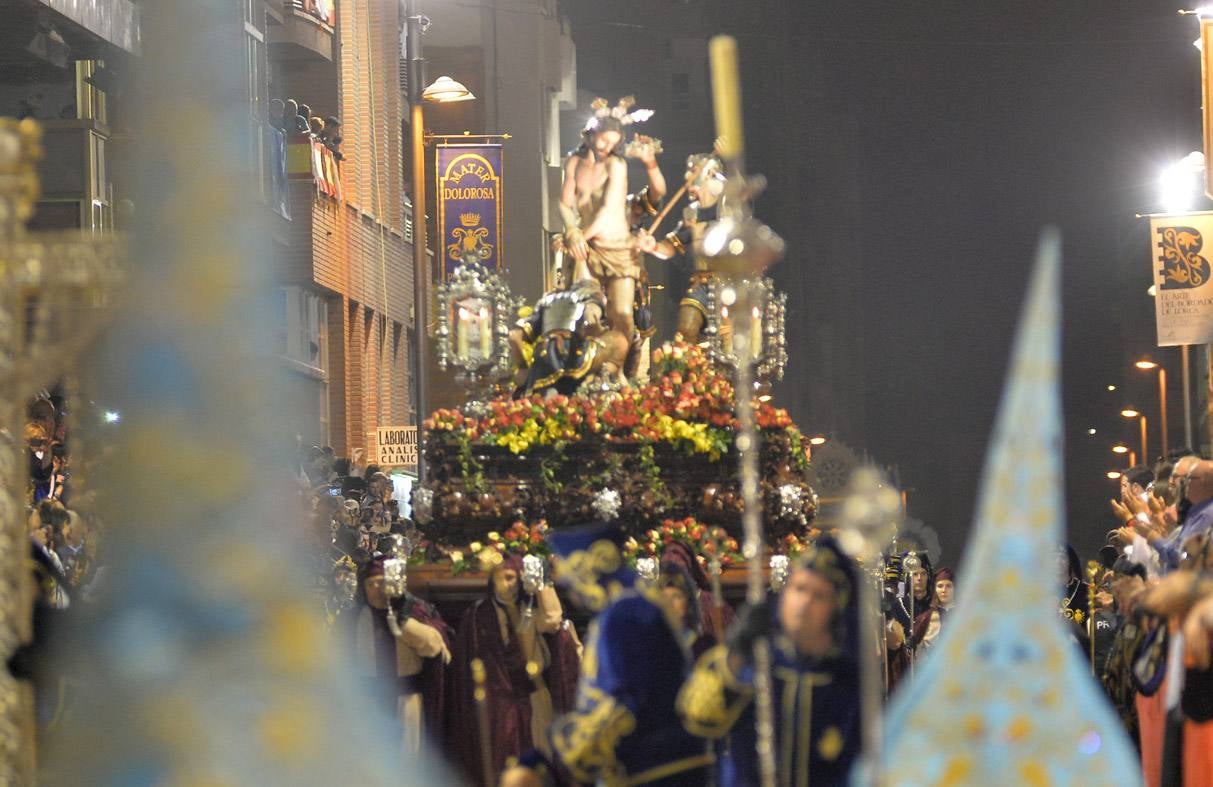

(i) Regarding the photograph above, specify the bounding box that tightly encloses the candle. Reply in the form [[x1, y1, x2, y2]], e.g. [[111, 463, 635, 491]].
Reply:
[[457, 306, 471, 360], [479, 307, 492, 359], [709, 36, 744, 161], [751, 305, 763, 358]]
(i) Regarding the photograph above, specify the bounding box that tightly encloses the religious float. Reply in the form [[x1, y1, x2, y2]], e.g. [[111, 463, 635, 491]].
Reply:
[[415, 340, 816, 544], [404, 254, 819, 589]]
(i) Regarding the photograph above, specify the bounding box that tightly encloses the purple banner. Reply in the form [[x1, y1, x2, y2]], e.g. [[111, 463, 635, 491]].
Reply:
[[436, 144, 503, 279]]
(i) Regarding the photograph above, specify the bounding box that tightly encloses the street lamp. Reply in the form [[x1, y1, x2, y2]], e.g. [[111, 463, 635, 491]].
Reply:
[[1135, 358, 1169, 458], [1158, 151, 1205, 213], [421, 75, 475, 103], [405, 0, 477, 480], [1121, 408, 1148, 465]]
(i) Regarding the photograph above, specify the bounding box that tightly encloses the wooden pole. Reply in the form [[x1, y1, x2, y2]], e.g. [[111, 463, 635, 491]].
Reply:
[[1159, 368, 1169, 459], [407, 0, 429, 480], [1183, 345, 1194, 451], [471, 658, 495, 787]]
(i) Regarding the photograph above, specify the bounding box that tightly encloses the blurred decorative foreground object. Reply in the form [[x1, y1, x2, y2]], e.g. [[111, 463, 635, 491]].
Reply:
[[39, 0, 453, 781], [879, 233, 1139, 784], [0, 117, 123, 784]]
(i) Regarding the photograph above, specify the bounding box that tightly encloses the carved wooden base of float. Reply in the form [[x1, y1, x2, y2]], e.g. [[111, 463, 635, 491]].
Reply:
[[418, 435, 816, 546]]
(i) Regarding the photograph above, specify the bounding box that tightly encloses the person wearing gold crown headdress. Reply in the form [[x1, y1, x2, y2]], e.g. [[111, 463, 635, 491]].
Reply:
[[558, 97, 654, 354]]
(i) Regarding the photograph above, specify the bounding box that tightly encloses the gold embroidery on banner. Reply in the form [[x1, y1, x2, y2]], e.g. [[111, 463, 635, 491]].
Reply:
[[551, 685, 636, 786], [559, 539, 624, 612], [676, 645, 753, 738]]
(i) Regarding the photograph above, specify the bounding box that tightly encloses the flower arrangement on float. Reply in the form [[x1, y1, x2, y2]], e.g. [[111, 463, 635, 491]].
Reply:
[[422, 341, 810, 465], [776, 530, 824, 559], [624, 516, 744, 570], [447, 519, 550, 575]]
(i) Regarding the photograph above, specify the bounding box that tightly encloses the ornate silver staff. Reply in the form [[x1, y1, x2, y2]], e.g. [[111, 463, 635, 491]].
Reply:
[[381, 533, 413, 638], [700, 35, 785, 787], [902, 551, 921, 677], [840, 467, 903, 787]]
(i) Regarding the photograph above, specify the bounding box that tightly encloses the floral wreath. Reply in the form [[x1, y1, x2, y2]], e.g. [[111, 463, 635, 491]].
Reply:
[[448, 519, 550, 575], [624, 516, 743, 571], [776, 530, 823, 559]]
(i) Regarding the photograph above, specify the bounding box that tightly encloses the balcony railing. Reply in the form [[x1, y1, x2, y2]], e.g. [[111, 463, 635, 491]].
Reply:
[[268, 0, 334, 60], [284, 0, 332, 27]]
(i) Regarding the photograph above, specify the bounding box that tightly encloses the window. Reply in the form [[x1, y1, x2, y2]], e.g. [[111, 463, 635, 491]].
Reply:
[[244, 0, 268, 198], [407, 327, 418, 424], [281, 287, 328, 374]]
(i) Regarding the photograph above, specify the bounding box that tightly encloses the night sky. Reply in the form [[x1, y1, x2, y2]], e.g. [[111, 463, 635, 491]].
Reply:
[[563, 0, 1205, 564]]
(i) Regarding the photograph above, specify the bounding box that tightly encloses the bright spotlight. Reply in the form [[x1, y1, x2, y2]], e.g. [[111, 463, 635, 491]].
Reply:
[[103, 410, 121, 424], [1121, 408, 1140, 419], [1159, 151, 1205, 213], [1106, 470, 1123, 480]]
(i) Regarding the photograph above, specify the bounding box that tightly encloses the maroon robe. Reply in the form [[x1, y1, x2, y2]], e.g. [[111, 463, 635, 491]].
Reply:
[[408, 597, 453, 746], [698, 588, 736, 644], [448, 593, 579, 785], [545, 623, 581, 717], [661, 543, 736, 646], [454, 594, 533, 785], [339, 597, 452, 744]]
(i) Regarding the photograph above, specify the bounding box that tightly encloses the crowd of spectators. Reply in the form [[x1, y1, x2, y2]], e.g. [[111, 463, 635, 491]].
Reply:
[[1093, 448, 1213, 783], [294, 445, 420, 625], [269, 98, 343, 161], [14, 391, 105, 729]]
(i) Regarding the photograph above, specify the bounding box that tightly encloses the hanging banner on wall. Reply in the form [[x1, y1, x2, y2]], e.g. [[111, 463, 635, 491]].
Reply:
[[436, 144, 503, 279], [1150, 211, 1213, 346]]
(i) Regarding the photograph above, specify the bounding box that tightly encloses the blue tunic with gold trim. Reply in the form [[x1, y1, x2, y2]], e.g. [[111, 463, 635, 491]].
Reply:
[[679, 638, 861, 787], [550, 589, 712, 786]]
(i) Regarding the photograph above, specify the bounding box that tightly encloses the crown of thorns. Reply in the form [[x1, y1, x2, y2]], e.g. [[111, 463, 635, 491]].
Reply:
[[584, 96, 653, 132]]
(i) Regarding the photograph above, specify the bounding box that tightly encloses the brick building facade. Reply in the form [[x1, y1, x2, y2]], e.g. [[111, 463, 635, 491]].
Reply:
[[272, 0, 420, 462]]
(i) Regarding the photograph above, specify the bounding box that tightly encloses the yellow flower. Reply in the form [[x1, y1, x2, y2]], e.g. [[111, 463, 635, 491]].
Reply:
[[469, 541, 483, 553], [449, 550, 464, 564], [487, 532, 501, 542]]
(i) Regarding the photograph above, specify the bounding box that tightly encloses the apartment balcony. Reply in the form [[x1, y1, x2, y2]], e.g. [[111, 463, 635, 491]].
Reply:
[[268, 0, 334, 61]]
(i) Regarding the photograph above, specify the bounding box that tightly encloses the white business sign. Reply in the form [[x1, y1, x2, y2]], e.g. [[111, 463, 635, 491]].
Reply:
[[372, 425, 418, 472]]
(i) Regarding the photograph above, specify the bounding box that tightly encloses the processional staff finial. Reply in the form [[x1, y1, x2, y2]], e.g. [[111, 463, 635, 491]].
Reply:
[[702, 34, 783, 787]]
